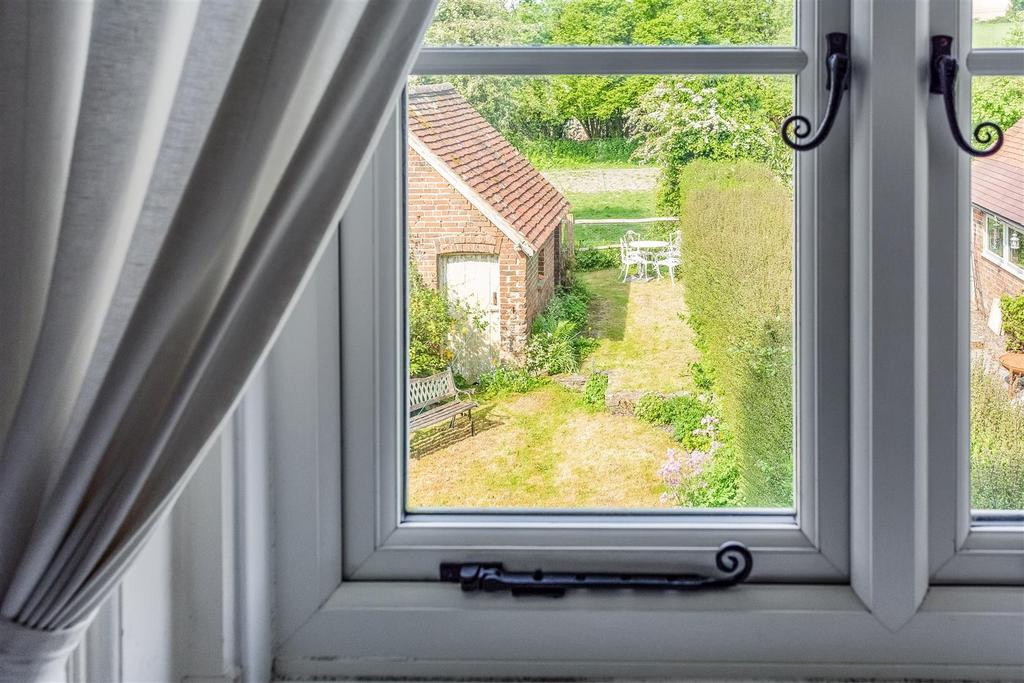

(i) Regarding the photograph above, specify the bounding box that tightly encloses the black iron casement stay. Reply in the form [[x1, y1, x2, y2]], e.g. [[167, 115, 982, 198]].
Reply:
[[440, 542, 753, 597], [781, 32, 850, 152], [930, 35, 1004, 158]]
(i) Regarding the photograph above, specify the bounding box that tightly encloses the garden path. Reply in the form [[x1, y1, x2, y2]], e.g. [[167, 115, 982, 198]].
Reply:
[[543, 167, 658, 194], [580, 269, 699, 394]]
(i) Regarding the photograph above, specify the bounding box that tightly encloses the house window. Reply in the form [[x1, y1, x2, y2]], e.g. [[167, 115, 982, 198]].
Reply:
[[268, 2, 1024, 678], [538, 248, 546, 278], [982, 212, 1024, 274]]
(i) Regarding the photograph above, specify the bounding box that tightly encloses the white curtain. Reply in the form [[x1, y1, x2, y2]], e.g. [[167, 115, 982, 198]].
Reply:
[[0, 1, 436, 680]]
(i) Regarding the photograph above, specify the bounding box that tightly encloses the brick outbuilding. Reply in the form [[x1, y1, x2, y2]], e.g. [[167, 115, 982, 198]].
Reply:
[[972, 119, 1024, 317], [407, 84, 572, 375]]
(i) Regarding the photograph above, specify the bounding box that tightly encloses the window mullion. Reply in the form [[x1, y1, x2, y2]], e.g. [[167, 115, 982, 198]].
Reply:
[[849, 0, 933, 629]]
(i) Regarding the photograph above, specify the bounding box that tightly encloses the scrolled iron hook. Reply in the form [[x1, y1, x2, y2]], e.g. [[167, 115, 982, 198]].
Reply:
[[715, 542, 753, 583], [930, 35, 1004, 158], [781, 33, 850, 152]]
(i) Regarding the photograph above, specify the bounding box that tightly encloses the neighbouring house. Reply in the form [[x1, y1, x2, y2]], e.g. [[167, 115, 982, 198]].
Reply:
[[972, 118, 1024, 318], [406, 83, 572, 377]]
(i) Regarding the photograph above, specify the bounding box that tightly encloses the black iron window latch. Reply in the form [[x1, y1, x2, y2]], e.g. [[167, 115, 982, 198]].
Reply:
[[781, 32, 850, 152], [929, 35, 1004, 158], [440, 542, 752, 597]]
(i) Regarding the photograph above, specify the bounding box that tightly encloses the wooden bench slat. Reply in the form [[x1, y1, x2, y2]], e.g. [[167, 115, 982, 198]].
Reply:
[[409, 400, 477, 431], [409, 368, 476, 435]]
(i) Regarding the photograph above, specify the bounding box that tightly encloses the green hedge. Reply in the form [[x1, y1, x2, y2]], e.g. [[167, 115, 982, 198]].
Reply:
[[574, 247, 620, 272], [1001, 293, 1024, 352], [970, 361, 1024, 510], [676, 160, 794, 507]]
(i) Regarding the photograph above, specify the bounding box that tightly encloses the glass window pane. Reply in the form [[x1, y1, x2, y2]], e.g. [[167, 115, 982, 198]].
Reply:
[[424, 0, 795, 47], [987, 216, 1005, 256], [969, 76, 1024, 513], [1009, 226, 1024, 269], [404, 74, 795, 512], [973, 0, 1024, 47]]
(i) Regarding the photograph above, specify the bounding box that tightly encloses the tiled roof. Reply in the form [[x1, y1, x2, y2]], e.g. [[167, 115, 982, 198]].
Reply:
[[972, 118, 1024, 227], [407, 83, 569, 249]]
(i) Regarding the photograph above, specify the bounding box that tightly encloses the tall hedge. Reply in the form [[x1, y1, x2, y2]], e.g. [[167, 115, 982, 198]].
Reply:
[[970, 360, 1024, 510], [677, 161, 794, 507]]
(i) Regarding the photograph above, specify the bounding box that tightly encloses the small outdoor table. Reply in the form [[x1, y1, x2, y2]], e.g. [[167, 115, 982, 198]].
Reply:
[[999, 352, 1024, 397], [627, 240, 670, 282], [631, 240, 669, 250]]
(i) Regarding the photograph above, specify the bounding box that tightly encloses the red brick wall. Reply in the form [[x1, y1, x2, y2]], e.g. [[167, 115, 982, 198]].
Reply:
[[525, 233, 556, 327], [972, 206, 1024, 313], [407, 149, 558, 359]]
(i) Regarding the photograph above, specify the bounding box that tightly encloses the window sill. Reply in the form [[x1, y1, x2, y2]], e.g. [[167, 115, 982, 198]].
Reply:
[[274, 582, 1024, 680], [981, 249, 1024, 281]]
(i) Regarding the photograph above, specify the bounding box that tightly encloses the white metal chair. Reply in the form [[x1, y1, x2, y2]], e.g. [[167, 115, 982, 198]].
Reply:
[[620, 236, 645, 281], [653, 231, 682, 284]]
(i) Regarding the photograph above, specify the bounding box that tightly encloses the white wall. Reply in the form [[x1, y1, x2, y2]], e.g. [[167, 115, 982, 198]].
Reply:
[[73, 408, 273, 683]]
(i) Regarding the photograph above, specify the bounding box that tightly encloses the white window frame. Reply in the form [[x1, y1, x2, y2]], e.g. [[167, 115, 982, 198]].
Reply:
[[339, 0, 850, 586], [928, 0, 1024, 585], [258, 0, 1024, 678], [982, 212, 1024, 278]]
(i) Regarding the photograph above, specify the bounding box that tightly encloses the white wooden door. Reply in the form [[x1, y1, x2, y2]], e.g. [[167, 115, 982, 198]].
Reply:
[[440, 254, 500, 380]]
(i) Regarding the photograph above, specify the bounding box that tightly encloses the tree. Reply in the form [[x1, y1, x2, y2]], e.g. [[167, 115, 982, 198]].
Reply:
[[546, 0, 791, 139], [628, 75, 792, 209], [420, 0, 794, 145], [418, 0, 563, 140], [973, 76, 1024, 133]]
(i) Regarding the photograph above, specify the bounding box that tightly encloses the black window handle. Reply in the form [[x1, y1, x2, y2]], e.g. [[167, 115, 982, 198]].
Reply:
[[781, 33, 850, 152], [440, 542, 752, 597], [930, 35, 1004, 158]]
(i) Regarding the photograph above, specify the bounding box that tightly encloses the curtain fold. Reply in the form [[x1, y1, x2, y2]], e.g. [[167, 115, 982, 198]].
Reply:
[[0, 0, 436, 679]]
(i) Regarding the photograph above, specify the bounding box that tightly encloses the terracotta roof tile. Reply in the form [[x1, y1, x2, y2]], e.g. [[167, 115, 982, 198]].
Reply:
[[972, 119, 1024, 227], [408, 84, 569, 249]]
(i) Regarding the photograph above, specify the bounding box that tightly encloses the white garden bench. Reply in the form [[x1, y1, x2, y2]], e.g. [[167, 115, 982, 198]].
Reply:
[[409, 368, 477, 435]]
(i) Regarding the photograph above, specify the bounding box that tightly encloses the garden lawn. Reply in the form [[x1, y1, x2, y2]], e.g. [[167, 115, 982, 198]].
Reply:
[[566, 189, 658, 220], [973, 19, 1014, 47], [567, 189, 668, 248], [407, 384, 674, 509], [580, 268, 698, 393]]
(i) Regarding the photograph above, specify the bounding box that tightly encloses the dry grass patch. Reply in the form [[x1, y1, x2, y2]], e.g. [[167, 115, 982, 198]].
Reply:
[[407, 384, 674, 510], [581, 268, 698, 393]]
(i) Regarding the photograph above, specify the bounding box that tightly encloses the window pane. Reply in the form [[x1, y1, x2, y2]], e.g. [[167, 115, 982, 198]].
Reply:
[[973, 0, 1024, 48], [969, 76, 1024, 512], [987, 216, 1005, 256], [1009, 226, 1024, 269], [404, 75, 795, 511], [424, 0, 795, 47]]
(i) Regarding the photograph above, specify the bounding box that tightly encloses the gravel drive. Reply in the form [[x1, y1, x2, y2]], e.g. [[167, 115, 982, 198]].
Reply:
[[543, 167, 659, 194]]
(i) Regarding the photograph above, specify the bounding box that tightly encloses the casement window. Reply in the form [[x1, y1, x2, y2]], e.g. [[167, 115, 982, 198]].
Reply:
[[263, 1, 1023, 679]]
